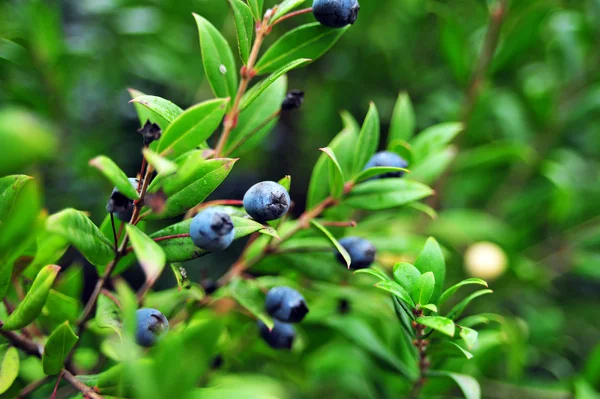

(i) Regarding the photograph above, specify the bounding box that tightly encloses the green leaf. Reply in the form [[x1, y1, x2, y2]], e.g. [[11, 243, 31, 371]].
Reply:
[[354, 267, 392, 282], [408, 202, 437, 220], [416, 315, 455, 337], [458, 326, 478, 349], [229, 278, 273, 329], [23, 233, 69, 280], [352, 102, 380, 175], [428, 371, 481, 399], [319, 147, 345, 198], [0, 108, 58, 175], [170, 263, 191, 290], [241, 59, 310, 111], [42, 321, 79, 375], [225, 76, 287, 156], [89, 156, 140, 200], [354, 166, 410, 183], [270, 0, 307, 23], [388, 92, 415, 144], [43, 289, 80, 324], [233, 216, 279, 239], [228, 0, 253, 64], [247, 0, 264, 21], [410, 147, 457, 184], [2, 265, 60, 330], [129, 94, 184, 129], [446, 289, 493, 320], [255, 23, 349, 74], [412, 271, 435, 306], [0, 175, 32, 221], [421, 304, 438, 313], [393, 262, 421, 292], [345, 179, 434, 211], [151, 159, 237, 219], [410, 122, 463, 164], [126, 224, 166, 284], [278, 175, 291, 192], [0, 346, 19, 394], [437, 278, 488, 307], [157, 98, 229, 158], [458, 313, 504, 328], [45, 209, 114, 268], [310, 220, 350, 267], [374, 280, 414, 307], [96, 293, 122, 337], [194, 14, 238, 101], [142, 149, 177, 176], [442, 340, 474, 359], [414, 237, 445, 303]]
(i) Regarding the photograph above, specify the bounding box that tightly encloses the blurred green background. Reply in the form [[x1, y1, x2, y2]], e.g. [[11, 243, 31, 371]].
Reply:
[[2, 0, 600, 397]]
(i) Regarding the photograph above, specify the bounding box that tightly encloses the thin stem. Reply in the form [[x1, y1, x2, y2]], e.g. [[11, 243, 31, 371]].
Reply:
[[51, 371, 64, 399], [62, 369, 104, 399], [272, 246, 334, 254], [271, 7, 313, 26], [16, 376, 49, 399], [223, 109, 281, 157], [410, 309, 429, 399], [184, 199, 244, 220], [110, 212, 118, 252], [319, 220, 357, 228]]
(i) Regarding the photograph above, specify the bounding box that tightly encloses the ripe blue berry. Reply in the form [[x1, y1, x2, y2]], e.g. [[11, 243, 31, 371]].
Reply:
[[135, 308, 169, 347], [337, 236, 376, 269], [106, 177, 139, 222], [312, 0, 360, 28], [190, 208, 235, 251], [257, 320, 295, 350], [243, 181, 290, 222], [265, 287, 309, 323], [364, 151, 408, 179]]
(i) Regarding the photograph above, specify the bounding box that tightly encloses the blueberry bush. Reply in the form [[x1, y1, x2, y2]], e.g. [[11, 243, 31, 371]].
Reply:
[[1, 0, 600, 398]]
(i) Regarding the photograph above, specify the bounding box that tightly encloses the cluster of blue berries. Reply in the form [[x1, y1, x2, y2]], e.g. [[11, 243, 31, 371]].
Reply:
[[189, 181, 290, 252], [134, 308, 169, 347], [258, 287, 309, 350], [312, 0, 360, 28]]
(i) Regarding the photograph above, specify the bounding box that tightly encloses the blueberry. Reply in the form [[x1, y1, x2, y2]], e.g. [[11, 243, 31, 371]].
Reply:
[[364, 151, 408, 179], [243, 181, 290, 222], [135, 308, 169, 347], [337, 236, 376, 269], [265, 287, 309, 323], [257, 320, 295, 350], [189, 208, 235, 251], [281, 90, 304, 110], [312, 0, 360, 28], [106, 177, 139, 222]]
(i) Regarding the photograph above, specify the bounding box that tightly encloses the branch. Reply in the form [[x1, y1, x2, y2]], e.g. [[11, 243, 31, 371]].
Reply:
[[62, 369, 104, 399], [271, 7, 313, 26], [409, 309, 429, 398], [0, 329, 41, 357]]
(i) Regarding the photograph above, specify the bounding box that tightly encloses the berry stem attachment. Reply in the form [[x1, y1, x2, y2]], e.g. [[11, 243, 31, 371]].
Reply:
[[271, 7, 313, 26], [51, 371, 64, 399]]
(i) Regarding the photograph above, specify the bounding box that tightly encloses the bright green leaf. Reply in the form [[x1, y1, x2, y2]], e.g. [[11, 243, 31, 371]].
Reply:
[[228, 0, 253, 64], [354, 267, 392, 282], [354, 166, 410, 183], [126, 224, 166, 284], [421, 304, 438, 313], [42, 321, 79, 375], [446, 289, 494, 320], [458, 326, 478, 349], [410, 147, 457, 184], [247, 0, 264, 21], [442, 340, 474, 359], [438, 278, 488, 307], [410, 122, 463, 164], [142, 149, 177, 175], [374, 280, 415, 307], [89, 156, 140, 200], [170, 263, 191, 290], [416, 315, 455, 337], [388, 92, 415, 144], [96, 293, 122, 337], [229, 278, 273, 329], [270, 0, 307, 23], [0, 346, 19, 394], [310, 220, 350, 267], [393, 262, 421, 293], [129, 94, 184, 130], [319, 147, 345, 199], [414, 237, 446, 303], [352, 102, 380, 175], [412, 271, 435, 306], [0, 175, 32, 221], [345, 179, 434, 211], [428, 371, 481, 399]]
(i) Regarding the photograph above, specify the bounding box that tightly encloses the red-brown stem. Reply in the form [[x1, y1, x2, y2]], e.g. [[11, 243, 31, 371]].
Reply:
[[51, 371, 64, 399], [185, 200, 244, 220], [124, 233, 191, 255], [223, 109, 281, 157], [100, 289, 123, 311], [62, 369, 104, 399], [410, 309, 429, 399], [16, 376, 49, 399], [271, 7, 313, 26], [319, 220, 357, 228]]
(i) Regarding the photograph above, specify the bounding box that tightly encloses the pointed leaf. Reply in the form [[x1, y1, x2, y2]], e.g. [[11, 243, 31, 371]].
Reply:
[[354, 267, 392, 282], [46, 209, 114, 268], [247, 0, 264, 21], [142, 149, 177, 175], [229, 278, 273, 329], [0, 175, 32, 221], [126, 224, 166, 284], [414, 237, 445, 302], [193, 14, 238, 101], [170, 263, 191, 290], [458, 326, 478, 349], [42, 321, 79, 375], [411, 122, 463, 164], [278, 175, 291, 192], [442, 340, 474, 359], [310, 220, 350, 267], [157, 98, 229, 158], [228, 0, 253, 64], [408, 202, 437, 219], [270, 0, 307, 22], [96, 293, 122, 337], [412, 271, 435, 306], [241, 59, 310, 110], [416, 315, 455, 337], [446, 289, 493, 320], [319, 147, 344, 198], [421, 304, 438, 313], [353, 102, 380, 175], [374, 280, 415, 307], [129, 94, 184, 129], [428, 371, 481, 399], [354, 166, 410, 183], [438, 278, 489, 307], [89, 156, 140, 199], [2, 265, 60, 330], [23, 233, 69, 280], [393, 262, 421, 292], [410, 147, 457, 184], [255, 23, 349, 74], [0, 346, 19, 394], [345, 179, 434, 211], [388, 92, 415, 144]]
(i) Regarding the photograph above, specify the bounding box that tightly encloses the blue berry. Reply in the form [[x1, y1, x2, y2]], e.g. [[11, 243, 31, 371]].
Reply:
[[190, 208, 235, 251], [337, 236, 376, 269], [312, 0, 360, 28], [106, 177, 139, 222], [257, 320, 295, 350], [364, 151, 408, 179], [265, 287, 309, 323], [243, 181, 290, 222], [135, 308, 169, 347]]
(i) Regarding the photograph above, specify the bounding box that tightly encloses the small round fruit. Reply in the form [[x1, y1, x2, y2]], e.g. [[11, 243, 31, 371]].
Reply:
[[265, 286, 309, 323], [464, 242, 507, 281], [190, 208, 235, 252], [312, 0, 360, 28], [337, 236, 376, 269], [135, 308, 169, 347], [243, 181, 291, 222], [364, 151, 408, 179], [106, 177, 139, 222], [257, 320, 295, 350]]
